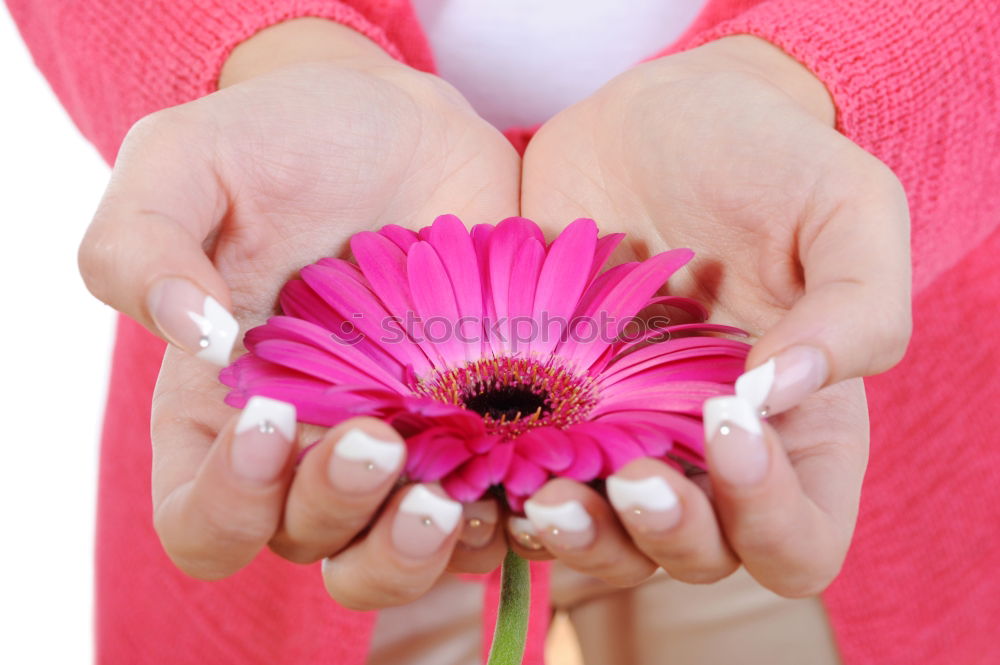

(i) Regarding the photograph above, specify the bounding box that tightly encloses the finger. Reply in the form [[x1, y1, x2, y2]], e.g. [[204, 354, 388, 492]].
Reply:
[[506, 515, 555, 561], [702, 392, 864, 597], [524, 479, 657, 587], [736, 157, 912, 415], [78, 108, 238, 365], [321, 483, 463, 611], [269, 418, 406, 564], [606, 458, 739, 584], [153, 396, 298, 579], [446, 499, 508, 574]]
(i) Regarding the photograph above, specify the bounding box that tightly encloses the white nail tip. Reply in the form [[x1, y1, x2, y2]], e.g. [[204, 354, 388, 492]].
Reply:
[[703, 395, 762, 439], [400, 485, 462, 533], [190, 295, 239, 366], [334, 428, 404, 472], [524, 500, 592, 533], [237, 396, 297, 441], [606, 476, 678, 512], [735, 359, 775, 411]]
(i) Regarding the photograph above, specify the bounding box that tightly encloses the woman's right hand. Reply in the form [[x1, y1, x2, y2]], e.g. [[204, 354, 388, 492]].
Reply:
[[77, 19, 518, 610]]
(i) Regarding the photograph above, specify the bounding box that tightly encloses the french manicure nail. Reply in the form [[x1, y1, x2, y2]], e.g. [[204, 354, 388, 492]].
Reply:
[[231, 396, 296, 484], [328, 428, 405, 493], [508, 516, 544, 550], [524, 499, 595, 550], [735, 346, 828, 416], [391, 485, 462, 559], [147, 277, 239, 366], [606, 475, 681, 532], [703, 395, 768, 486], [459, 501, 499, 549]]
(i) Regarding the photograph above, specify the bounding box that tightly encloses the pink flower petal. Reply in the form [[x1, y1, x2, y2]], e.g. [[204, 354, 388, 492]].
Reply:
[[589, 232, 625, 284], [590, 381, 726, 417], [560, 428, 603, 482], [485, 442, 515, 484], [507, 238, 545, 354], [599, 336, 750, 384], [247, 316, 410, 393], [561, 249, 695, 370], [407, 240, 469, 366], [569, 421, 645, 474], [251, 338, 393, 390], [301, 262, 433, 375], [426, 215, 487, 361], [487, 217, 545, 354], [350, 231, 455, 370], [597, 412, 705, 461], [441, 468, 487, 502], [503, 454, 549, 496], [532, 218, 599, 356], [514, 427, 574, 472], [406, 431, 474, 481], [378, 224, 419, 251]]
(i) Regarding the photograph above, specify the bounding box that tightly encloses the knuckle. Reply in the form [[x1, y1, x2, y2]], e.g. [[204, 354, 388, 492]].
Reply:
[[646, 538, 718, 568], [153, 503, 272, 574], [770, 568, 839, 599], [867, 301, 913, 372], [731, 515, 798, 556], [268, 535, 324, 565], [161, 551, 230, 581], [121, 107, 188, 149], [76, 221, 118, 302], [668, 563, 738, 585], [600, 562, 657, 588], [327, 565, 420, 611]]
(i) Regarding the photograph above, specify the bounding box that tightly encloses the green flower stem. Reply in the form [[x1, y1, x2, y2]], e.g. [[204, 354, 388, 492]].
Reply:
[[486, 550, 531, 665]]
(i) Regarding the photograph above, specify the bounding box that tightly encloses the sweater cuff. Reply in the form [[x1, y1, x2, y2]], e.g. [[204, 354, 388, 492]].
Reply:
[[34, 1, 425, 162], [668, 1, 988, 150], [661, 0, 1000, 293]]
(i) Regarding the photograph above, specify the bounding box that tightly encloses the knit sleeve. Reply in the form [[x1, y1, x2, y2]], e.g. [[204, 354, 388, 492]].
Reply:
[[5, 0, 431, 163], [671, 0, 1000, 293]]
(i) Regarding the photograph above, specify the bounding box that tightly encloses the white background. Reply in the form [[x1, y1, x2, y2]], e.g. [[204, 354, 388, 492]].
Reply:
[[1, 8, 113, 662]]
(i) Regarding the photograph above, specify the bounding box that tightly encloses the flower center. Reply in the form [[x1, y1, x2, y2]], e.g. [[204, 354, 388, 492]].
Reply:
[[464, 385, 550, 422], [415, 356, 599, 439]]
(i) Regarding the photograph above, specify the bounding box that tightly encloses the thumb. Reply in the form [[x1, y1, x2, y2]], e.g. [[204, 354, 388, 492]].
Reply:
[[78, 110, 238, 365], [736, 170, 912, 416]]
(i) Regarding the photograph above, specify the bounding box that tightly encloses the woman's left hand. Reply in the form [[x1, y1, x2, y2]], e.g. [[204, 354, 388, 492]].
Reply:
[[513, 36, 912, 597]]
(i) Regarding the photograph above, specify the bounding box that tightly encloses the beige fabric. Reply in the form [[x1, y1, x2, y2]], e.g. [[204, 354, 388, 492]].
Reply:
[[367, 566, 843, 665], [368, 574, 483, 665], [552, 565, 843, 665]]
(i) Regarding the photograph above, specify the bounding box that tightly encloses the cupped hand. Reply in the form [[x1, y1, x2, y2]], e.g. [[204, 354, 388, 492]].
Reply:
[[78, 20, 517, 609], [515, 36, 912, 596]]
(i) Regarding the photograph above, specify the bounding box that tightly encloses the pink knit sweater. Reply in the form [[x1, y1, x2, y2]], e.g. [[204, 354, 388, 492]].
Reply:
[[8, 1, 999, 663]]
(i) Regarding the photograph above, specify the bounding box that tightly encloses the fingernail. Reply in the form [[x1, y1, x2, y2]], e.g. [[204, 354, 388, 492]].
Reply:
[[459, 501, 499, 549], [391, 485, 462, 559], [508, 517, 544, 550], [736, 346, 828, 416], [524, 499, 595, 550], [328, 428, 405, 493], [606, 475, 681, 532], [147, 277, 239, 366], [231, 396, 296, 484], [704, 395, 768, 486]]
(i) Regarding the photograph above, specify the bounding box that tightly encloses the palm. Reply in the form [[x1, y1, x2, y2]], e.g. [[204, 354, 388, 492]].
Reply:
[[522, 61, 870, 562], [151, 62, 520, 508]]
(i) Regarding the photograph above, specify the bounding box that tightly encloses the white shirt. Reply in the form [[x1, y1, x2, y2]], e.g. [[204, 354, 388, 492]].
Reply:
[[411, 0, 708, 129]]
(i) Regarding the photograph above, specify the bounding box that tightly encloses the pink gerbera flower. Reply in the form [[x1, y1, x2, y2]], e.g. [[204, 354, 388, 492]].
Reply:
[[221, 215, 749, 510]]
